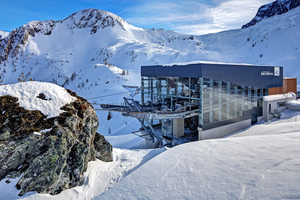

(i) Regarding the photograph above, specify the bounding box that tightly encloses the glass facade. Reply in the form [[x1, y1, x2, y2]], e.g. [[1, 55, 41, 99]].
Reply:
[[142, 76, 267, 130]]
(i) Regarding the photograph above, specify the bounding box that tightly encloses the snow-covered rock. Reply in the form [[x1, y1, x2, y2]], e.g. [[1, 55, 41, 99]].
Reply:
[[0, 81, 112, 196], [242, 0, 300, 28], [0, 81, 76, 118]]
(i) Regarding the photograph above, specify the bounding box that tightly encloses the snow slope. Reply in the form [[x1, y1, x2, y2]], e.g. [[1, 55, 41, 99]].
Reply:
[[228, 110, 300, 138], [96, 112, 300, 200]]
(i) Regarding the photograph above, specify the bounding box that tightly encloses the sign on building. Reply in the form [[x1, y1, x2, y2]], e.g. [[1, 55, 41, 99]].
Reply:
[[274, 67, 280, 76]]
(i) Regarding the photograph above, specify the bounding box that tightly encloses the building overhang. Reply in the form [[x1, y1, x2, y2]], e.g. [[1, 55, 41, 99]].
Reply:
[[141, 62, 283, 88]]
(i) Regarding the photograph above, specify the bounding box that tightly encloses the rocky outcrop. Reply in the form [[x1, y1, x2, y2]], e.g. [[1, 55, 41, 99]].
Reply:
[[0, 89, 112, 196], [63, 9, 127, 34], [242, 0, 300, 29], [0, 20, 57, 62]]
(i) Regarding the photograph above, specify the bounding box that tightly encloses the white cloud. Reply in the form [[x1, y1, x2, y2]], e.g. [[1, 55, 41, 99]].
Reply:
[[121, 0, 274, 35], [175, 24, 226, 36], [207, 0, 274, 29], [121, 1, 210, 30]]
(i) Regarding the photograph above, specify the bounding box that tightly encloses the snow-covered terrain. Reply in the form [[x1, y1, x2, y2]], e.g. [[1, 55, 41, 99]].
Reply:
[[0, 82, 299, 200], [1, 6, 300, 138], [1, 109, 300, 199], [96, 117, 300, 200], [1, 1, 300, 199]]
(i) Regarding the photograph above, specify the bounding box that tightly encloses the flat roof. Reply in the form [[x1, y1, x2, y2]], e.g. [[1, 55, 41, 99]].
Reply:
[[141, 62, 283, 88], [263, 93, 295, 101], [161, 61, 279, 68]]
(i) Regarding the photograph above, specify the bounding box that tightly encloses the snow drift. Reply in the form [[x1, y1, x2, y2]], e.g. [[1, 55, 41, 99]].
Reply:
[[96, 113, 300, 199]]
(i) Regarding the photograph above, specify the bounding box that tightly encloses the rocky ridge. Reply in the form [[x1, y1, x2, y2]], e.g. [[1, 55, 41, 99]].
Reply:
[[0, 8, 127, 63], [0, 20, 56, 62], [242, 0, 300, 28]]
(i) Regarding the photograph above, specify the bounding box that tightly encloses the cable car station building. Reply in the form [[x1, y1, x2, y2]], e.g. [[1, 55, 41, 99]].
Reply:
[[135, 62, 285, 142]]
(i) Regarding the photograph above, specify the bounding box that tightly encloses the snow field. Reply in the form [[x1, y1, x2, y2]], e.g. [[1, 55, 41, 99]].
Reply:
[[96, 125, 300, 200], [229, 110, 300, 137]]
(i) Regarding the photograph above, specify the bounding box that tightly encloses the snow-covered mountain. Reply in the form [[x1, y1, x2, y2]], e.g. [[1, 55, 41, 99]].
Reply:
[[0, 6, 300, 136], [242, 0, 300, 28]]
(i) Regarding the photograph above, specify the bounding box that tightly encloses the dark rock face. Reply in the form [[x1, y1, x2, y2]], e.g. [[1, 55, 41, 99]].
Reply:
[[94, 133, 113, 162], [0, 90, 112, 196], [242, 0, 300, 29]]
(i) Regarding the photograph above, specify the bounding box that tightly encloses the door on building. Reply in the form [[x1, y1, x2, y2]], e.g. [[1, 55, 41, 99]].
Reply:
[[251, 113, 258, 125]]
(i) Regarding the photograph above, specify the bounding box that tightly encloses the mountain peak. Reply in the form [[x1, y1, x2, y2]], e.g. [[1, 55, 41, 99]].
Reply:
[[242, 0, 300, 29], [64, 8, 128, 33], [0, 31, 9, 39]]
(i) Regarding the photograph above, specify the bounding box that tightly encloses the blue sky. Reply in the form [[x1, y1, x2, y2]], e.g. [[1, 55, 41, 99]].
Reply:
[[0, 0, 274, 35]]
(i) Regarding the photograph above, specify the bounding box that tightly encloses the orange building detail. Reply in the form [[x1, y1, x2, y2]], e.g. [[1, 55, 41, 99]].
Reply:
[[268, 78, 297, 95]]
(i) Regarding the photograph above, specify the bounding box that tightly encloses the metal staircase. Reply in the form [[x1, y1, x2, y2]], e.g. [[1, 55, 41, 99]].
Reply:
[[123, 97, 163, 146], [273, 109, 282, 119]]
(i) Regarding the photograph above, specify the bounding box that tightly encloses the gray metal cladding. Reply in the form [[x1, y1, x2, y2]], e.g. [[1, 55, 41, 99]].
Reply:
[[141, 63, 283, 88]]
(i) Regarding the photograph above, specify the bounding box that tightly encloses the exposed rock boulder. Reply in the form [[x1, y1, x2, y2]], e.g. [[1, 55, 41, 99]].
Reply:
[[0, 82, 112, 196]]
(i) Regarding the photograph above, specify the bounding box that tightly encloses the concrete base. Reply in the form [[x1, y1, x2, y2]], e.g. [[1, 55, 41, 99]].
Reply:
[[145, 135, 159, 148], [200, 119, 251, 140], [173, 118, 184, 138], [198, 127, 203, 140]]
